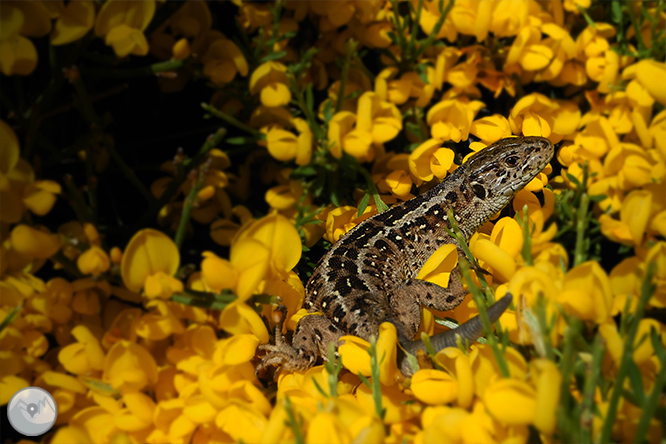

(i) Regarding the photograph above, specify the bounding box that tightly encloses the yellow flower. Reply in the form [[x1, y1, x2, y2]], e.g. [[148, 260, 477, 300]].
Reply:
[[470, 217, 522, 283], [357, 382, 422, 424], [507, 266, 562, 345], [509, 93, 581, 142], [51, 426, 92, 444], [144, 271, 184, 300], [538, 23, 579, 87], [94, 0, 155, 57], [115, 392, 156, 432], [324, 205, 377, 244], [50, 0, 95, 46], [0, 1, 51, 75], [381, 170, 414, 200], [645, 242, 666, 308], [599, 189, 652, 247], [426, 96, 484, 142], [201, 251, 238, 292], [135, 300, 185, 340], [338, 322, 399, 385], [557, 261, 613, 323], [328, 111, 357, 158], [408, 139, 456, 182], [236, 213, 302, 278], [121, 228, 180, 295], [77, 246, 110, 276], [10, 224, 60, 259], [530, 358, 561, 435], [58, 325, 105, 375], [356, 91, 403, 145], [411, 369, 458, 405], [470, 114, 513, 145], [237, 2, 273, 32], [219, 300, 269, 343], [250, 61, 291, 108], [202, 37, 248, 85], [216, 401, 267, 443], [172, 38, 190, 61], [627, 59, 666, 106], [488, 0, 529, 37], [0, 121, 61, 222], [417, 243, 458, 289], [506, 25, 554, 72], [484, 377, 536, 425], [103, 340, 158, 393], [265, 118, 313, 165], [419, 0, 457, 41], [586, 46, 620, 94]]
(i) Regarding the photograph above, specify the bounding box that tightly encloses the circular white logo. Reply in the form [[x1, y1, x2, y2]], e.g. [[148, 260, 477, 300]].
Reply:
[[7, 387, 58, 436]]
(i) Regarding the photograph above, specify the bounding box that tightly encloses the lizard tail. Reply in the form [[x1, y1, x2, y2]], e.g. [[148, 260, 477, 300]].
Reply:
[[401, 294, 513, 374]]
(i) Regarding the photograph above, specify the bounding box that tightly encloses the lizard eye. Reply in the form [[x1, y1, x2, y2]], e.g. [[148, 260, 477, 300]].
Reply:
[[505, 156, 519, 167]]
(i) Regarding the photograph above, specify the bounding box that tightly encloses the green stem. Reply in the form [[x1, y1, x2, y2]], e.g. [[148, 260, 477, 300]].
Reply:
[[0, 305, 22, 334], [458, 259, 510, 378], [633, 328, 666, 442], [79, 60, 186, 78], [52, 251, 84, 279], [408, 0, 424, 57], [131, 128, 226, 232], [335, 40, 357, 114], [413, 0, 455, 60], [558, 316, 582, 443], [283, 397, 305, 444], [368, 336, 386, 419], [599, 263, 655, 443], [63, 174, 94, 223], [574, 193, 589, 267], [578, 334, 604, 444], [519, 205, 533, 266], [174, 164, 208, 249], [359, 168, 389, 213], [202, 103, 263, 138], [102, 138, 154, 203], [627, 3, 647, 54]]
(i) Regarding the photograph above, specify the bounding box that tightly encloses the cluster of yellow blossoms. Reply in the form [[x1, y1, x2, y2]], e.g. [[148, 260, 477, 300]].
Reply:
[[1, 1, 665, 443]]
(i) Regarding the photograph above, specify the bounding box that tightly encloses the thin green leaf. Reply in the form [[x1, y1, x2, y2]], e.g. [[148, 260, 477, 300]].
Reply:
[[357, 193, 371, 218], [259, 50, 287, 63]]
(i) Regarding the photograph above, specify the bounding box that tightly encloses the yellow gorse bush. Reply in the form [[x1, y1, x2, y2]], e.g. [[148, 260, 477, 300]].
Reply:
[[1, 1, 665, 443]]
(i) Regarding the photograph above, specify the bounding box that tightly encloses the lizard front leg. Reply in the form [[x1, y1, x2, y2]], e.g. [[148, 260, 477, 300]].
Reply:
[[257, 312, 343, 375]]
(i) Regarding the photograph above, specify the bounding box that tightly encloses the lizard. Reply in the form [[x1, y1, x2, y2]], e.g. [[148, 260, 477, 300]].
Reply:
[[257, 136, 554, 377]]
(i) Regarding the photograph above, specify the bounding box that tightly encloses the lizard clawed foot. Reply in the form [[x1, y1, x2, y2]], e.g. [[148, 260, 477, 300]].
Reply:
[[256, 305, 311, 380]]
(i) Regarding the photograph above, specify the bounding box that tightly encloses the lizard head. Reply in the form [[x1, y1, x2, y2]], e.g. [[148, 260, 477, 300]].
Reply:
[[463, 136, 554, 209]]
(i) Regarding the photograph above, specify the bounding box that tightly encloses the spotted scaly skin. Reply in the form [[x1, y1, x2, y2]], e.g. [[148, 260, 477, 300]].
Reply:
[[258, 137, 554, 376]]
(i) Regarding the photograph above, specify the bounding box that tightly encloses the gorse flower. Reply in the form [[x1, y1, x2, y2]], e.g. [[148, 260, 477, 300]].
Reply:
[[1, 1, 665, 444]]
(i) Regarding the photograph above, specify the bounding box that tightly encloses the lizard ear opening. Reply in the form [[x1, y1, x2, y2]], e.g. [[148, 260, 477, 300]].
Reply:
[[472, 183, 486, 200]]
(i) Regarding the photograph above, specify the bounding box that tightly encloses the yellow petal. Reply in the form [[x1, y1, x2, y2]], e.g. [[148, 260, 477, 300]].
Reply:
[[201, 251, 238, 292], [231, 239, 270, 300], [260, 82, 291, 107], [10, 224, 60, 259], [121, 229, 179, 292], [219, 300, 269, 343], [531, 359, 561, 434], [95, 0, 155, 36], [51, 0, 95, 45], [484, 377, 536, 425], [0, 120, 19, 174], [411, 369, 458, 405], [635, 60, 666, 105]]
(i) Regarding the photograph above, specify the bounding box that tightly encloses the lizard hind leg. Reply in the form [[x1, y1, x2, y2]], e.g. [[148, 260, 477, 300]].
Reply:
[[401, 273, 466, 312]]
